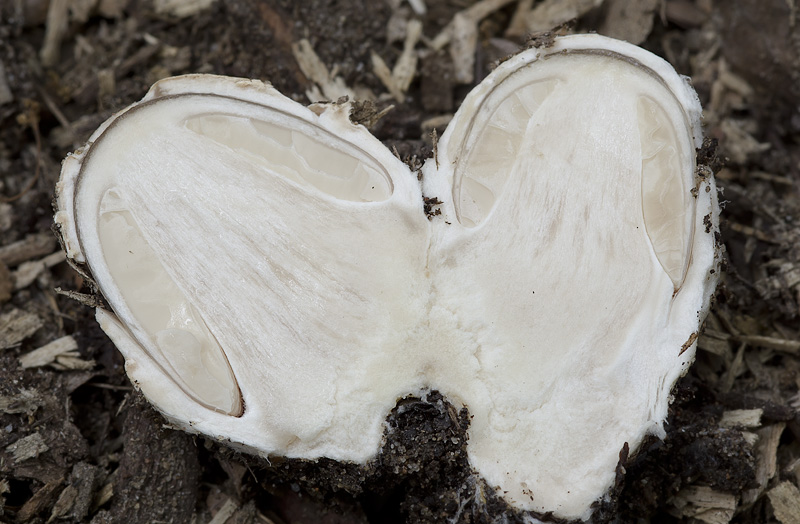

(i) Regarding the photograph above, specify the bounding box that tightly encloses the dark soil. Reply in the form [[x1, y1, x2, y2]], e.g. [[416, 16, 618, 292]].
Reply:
[[2, 1, 800, 523]]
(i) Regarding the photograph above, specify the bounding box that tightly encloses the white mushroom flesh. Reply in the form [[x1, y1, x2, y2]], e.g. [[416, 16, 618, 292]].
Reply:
[[55, 35, 720, 520]]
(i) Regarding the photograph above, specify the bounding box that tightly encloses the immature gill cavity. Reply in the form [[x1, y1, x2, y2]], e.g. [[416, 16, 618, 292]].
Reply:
[[184, 114, 392, 203], [637, 96, 690, 288], [97, 187, 242, 415], [457, 80, 557, 228]]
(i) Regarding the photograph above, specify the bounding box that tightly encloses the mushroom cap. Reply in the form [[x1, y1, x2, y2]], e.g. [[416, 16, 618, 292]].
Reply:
[[55, 34, 720, 520]]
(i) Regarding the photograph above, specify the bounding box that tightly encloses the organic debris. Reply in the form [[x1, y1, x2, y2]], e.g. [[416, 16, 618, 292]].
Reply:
[[1, 0, 799, 522]]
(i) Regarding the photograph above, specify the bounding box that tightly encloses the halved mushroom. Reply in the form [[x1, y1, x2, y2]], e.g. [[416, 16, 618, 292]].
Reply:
[[55, 35, 720, 521]]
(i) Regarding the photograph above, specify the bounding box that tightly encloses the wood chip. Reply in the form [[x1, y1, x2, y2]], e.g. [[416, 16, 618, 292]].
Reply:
[[209, 497, 239, 524], [97, 0, 129, 18], [407, 0, 426, 15], [153, 0, 215, 18], [750, 170, 795, 185], [720, 119, 771, 164], [15, 478, 63, 523], [720, 408, 762, 428], [738, 335, 800, 354], [599, 0, 658, 45], [292, 39, 363, 102], [670, 485, 737, 524], [700, 329, 800, 355], [769, 481, 800, 524], [450, 12, 479, 84], [40, 0, 70, 67], [741, 430, 758, 446], [506, 0, 535, 37], [698, 333, 731, 356], [743, 423, 786, 504], [52, 354, 96, 371], [6, 432, 50, 463], [0, 389, 42, 415], [20, 335, 94, 370], [19, 335, 77, 368], [720, 342, 746, 393], [92, 482, 113, 512], [393, 19, 423, 93], [51, 462, 102, 522], [421, 114, 454, 133], [257, 512, 278, 524], [12, 251, 66, 290], [371, 51, 404, 102], [0, 308, 43, 349], [524, 0, 604, 33], [788, 458, 800, 486], [386, 7, 410, 45], [664, 0, 711, 28], [429, 0, 517, 51], [0, 233, 57, 267], [48, 485, 79, 523]]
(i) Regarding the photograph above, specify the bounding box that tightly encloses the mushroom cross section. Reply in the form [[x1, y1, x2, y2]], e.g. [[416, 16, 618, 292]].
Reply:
[[55, 35, 721, 521]]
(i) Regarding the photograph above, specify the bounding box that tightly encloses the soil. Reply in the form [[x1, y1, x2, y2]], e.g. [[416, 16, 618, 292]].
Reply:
[[1, 1, 800, 523]]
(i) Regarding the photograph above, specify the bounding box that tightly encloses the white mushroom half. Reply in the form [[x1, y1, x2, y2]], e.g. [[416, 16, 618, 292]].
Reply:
[[55, 34, 720, 521]]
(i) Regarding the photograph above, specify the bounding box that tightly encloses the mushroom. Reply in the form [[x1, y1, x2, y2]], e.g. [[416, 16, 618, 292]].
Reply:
[[54, 34, 720, 520]]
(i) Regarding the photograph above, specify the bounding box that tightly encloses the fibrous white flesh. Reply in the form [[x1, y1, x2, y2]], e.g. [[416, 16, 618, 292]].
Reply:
[[56, 35, 719, 521]]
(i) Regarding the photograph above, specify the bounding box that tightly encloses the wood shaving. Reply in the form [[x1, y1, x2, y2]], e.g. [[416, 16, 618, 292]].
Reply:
[[407, 0, 426, 16], [12, 251, 66, 291], [743, 423, 786, 504], [420, 114, 453, 133], [450, 12, 479, 84], [97, 0, 129, 18], [19, 335, 94, 370], [664, 0, 711, 28], [719, 408, 762, 428], [0, 308, 43, 349], [739, 334, 800, 354], [371, 51, 404, 102], [208, 497, 239, 524], [768, 481, 800, 524], [0, 233, 57, 267], [429, 0, 518, 52], [48, 485, 79, 523], [386, 8, 411, 45], [153, 0, 215, 18], [372, 19, 422, 102], [6, 432, 50, 463], [0, 389, 42, 415], [393, 19, 422, 93], [292, 39, 370, 102], [92, 482, 114, 512], [720, 119, 771, 164], [700, 329, 800, 355], [524, 0, 604, 33], [15, 479, 64, 522], [52, 354, 96, 371], [741, 430, 759, 446], [40, 0, 70, 67], [598, 0, 659, 45], [0, 478, 8, 510], [669, 485, 737, 524], [507, 0, 535, 37], [788, 458, 800, 486]]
